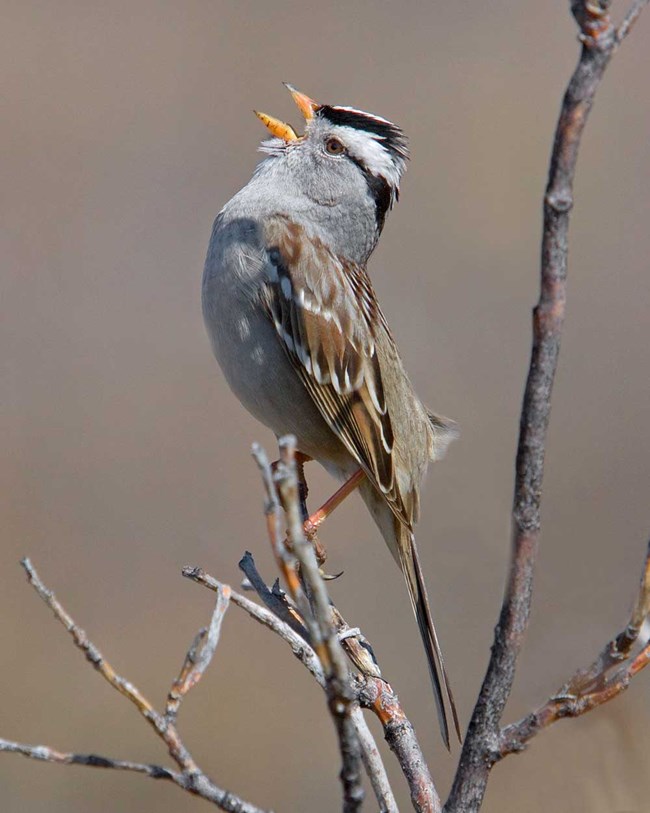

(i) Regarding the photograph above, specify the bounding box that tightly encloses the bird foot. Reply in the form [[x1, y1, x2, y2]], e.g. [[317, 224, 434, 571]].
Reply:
[[303, 522, 328, 567]]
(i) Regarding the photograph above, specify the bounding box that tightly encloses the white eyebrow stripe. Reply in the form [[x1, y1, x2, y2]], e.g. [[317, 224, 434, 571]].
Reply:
[[333, 126, 403, 188]]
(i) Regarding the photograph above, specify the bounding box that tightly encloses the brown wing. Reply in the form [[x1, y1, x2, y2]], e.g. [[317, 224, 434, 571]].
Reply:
[[261, 217, 460, 747], [261, 215, 410, 526]]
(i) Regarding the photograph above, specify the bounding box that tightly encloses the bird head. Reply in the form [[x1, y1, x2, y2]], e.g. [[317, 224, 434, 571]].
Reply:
[[254, 84, 409, 233]]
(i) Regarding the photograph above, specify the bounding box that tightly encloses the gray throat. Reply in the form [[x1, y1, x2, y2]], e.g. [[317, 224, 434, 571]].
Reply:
[[220, 155, 381, 266]]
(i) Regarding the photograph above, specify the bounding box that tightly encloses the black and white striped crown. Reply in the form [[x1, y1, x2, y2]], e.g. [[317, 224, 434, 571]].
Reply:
[[316, 105, 409, 163]]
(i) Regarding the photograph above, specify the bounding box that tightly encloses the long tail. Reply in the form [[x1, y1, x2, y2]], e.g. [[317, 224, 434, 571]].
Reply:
[[398, 526, 461, 749]]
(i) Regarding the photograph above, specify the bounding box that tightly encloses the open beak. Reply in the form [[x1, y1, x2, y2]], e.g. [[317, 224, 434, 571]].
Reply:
[[283, 83, 318, 120], [254, 84, 319, 142], [253, 111, 298, 142]]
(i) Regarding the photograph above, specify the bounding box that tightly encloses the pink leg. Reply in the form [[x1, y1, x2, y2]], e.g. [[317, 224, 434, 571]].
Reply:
[[304, 469, 366, 557]]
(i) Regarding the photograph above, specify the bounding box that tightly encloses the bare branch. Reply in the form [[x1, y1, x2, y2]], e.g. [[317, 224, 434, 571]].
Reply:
[[185, 565, 399, 813], [499, 539, 650, 756], [251, 442, 305, 603], [566, 539, 650, 690], [21, 557, 159, 729], [445, 3, 647, 810], [277, 437, 364, 812], [183, 566, 326, 686], [617, 0, 650, 40], [238, 550, 310, 641], [328, 606, 437, 811], [351, 708, 399, 813], [251, 437, 364, 812], [0, 738, 178, 784], [166, 583, 231, 723], [249, 434, 439, 811], [17, 559, 269, 813], [239, 434, 435, 810], [276, 437, 354, 692], [359, 677, 441, 813]]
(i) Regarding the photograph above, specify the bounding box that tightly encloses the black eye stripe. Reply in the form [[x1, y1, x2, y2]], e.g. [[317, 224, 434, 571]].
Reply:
[[346, 154, 392, 234]]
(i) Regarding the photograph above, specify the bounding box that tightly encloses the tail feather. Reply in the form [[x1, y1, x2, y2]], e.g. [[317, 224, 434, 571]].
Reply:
[[399, 529, 461, 749], [357, 478, 460, 747]]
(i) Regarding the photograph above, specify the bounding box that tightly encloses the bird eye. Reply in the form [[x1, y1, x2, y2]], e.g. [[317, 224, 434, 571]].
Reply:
[[325, 137, 346, 156]]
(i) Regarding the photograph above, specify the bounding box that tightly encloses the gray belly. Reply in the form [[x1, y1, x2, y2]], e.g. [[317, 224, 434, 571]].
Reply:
[[202, 270, 348, 466]]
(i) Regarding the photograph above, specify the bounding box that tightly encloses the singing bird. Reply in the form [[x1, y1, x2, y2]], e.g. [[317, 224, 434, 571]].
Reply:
[[202, 85, 459, 745]]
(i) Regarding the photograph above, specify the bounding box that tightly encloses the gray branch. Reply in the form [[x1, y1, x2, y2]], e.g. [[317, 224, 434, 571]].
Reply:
[[252, 438, 365, 813], [184, 565, 398, 813], [248, 436, 438, 812], [166, 582, 231, 723], [498, 539, 650, 757], [3, 5, 648, 813], [445, 3, 648, 810], [15, 559, 268, 813]]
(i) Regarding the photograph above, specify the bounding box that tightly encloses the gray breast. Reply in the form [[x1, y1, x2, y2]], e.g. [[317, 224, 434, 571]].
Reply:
[[202, 214, 346, 462]]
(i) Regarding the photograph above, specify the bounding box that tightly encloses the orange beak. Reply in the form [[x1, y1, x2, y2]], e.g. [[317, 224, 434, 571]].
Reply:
[[253, 111, 298, 142], [283, 83, 318, 120], [254, 84, 319, 142]]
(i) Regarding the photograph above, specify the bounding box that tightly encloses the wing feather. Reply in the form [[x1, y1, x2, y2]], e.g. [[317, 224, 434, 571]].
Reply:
[[261, 216, 407, 521]]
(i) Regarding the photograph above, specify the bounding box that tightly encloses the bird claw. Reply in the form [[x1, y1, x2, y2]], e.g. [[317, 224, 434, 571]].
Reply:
[[303, 518, 319, 541], [304, 528, 328, 568], [320, 569, 344, 581]]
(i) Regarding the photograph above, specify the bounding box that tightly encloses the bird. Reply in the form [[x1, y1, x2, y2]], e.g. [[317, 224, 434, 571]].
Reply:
[[202, 84, 460, 746]]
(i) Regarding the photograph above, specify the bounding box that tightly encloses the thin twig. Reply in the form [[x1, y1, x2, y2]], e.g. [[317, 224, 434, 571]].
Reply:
[[238, 550, 310, 641], [251, 442, 305, 603], [183, 566, 326, 686], [498, 639, 650, 754], [277, 437, 364, 812], [566, 539, 650, 691], [21, 557, 160, 731], [0, 734, 268, 810], [251, 436, 437, 811], [445, 3, 647, 811], [184, 565, 398, 813], [617, 0, 650, 40], [276, 437, 354, 691], [0, 738, 177, 783], [166, 583, 231, 723], [351, 708, 399, 813], [17, 559, 267, 813], [499, 539, 650, 756], [252, 437, 364, 813]]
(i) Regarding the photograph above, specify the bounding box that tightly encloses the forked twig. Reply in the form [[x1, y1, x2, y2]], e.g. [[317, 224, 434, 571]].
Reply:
[[253, 438, 364, 813], [499, 540, 650, 755], [446, 3, 648, 810], [14, 559, 267, 813], [166, 583, 231, 723], [249, 438, 440, 813], [184, 566, 326, 686], [184, 565, 399, 813], [2, 5, 648, 812]]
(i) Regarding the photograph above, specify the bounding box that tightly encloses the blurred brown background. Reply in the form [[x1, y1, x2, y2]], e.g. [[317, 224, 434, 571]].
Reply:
[[2, 2, 649, 811]]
